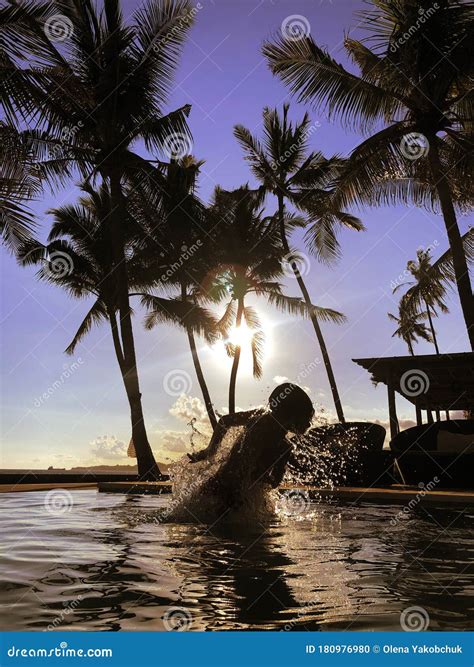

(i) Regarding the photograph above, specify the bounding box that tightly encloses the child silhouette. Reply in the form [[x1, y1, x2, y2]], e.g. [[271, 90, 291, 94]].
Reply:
[[188, 383, 314, 512]]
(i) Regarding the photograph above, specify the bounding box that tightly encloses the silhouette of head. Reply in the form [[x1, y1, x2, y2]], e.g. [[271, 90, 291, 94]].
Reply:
[[269, 383, 314, 434]]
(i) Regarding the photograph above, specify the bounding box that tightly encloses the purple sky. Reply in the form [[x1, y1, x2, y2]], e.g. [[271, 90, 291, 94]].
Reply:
[[1, 0, 471, 468]]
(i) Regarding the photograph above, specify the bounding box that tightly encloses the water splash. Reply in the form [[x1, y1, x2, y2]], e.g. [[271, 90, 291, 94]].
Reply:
[[286, 415, 370, 491], [164, 409, 370, 525], [166, 426, 278, 525]]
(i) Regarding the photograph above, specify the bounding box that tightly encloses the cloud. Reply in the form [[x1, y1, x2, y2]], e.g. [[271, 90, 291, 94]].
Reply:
[[273, 375, 289, 384], [159, 430, 190, 454], [169, 394, 212, 434], [90, 435, 128, 461]]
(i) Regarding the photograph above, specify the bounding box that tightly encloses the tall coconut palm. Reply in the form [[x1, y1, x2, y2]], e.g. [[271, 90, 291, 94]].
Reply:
[[234, 106, 363, 422], [394, 248, 450, 354], [263, 0, 474, 349], [388, 298, 433, 356], [395, 231, 474, 353], [209, 186, 346, 413], [2, 0, 196, 478], [129, 155, 220, 431], [19, 185, 214, 474]]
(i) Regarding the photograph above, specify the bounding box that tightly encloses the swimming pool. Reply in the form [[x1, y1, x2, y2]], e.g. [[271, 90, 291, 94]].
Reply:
[[1, 490, 472, 631]]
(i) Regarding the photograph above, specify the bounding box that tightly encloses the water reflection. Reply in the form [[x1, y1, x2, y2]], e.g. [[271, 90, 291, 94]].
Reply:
[[0, 491, 472, 631]]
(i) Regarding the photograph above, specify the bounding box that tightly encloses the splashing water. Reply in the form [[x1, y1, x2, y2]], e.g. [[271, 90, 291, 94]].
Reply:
[[166, 426, 278, 525], [286, 413, 370, 490], [162, 409, 372, 525]]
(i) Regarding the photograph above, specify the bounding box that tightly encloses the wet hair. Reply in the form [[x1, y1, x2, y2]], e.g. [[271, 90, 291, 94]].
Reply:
[[268, 383, 314, 433]]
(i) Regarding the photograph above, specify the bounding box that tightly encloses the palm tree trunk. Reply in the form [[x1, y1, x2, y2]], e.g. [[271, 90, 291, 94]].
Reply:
[[228, 298, 244, 414], [180, 284, 217, 431], [109, 310, 125, 372], [425, 300, 440, 355], [408, 340, 414, 356], [428, 138, 474, 350], [187, 328, 218, 431], [277, 193, 346, 423], [107, 169, 162, 481]]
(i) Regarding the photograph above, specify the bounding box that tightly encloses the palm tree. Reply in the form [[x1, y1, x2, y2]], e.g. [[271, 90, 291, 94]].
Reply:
[[234, 105, 363, 422], [209, 186, 345, 413], [395, 248, 450, 354], [263, 0, 474, 349], [395, 231, 474, 354], [388, 298, 433, 356], [0, 123, 39, 252], [19, 185, 214, 476], [129, 155, 220, 431], [3, 0, 196, 478]]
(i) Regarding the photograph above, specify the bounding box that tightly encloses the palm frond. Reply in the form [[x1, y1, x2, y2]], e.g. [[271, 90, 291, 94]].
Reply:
[[65, 299, 108, 355], [251, 329, 265, 379]]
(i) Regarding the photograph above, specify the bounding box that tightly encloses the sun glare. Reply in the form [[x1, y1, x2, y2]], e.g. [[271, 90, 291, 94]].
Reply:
[[226, 322, 256, 348], [206, 315, 273, 376]]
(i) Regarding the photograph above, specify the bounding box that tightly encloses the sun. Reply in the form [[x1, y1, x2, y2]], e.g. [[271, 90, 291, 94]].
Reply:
[[205, 314, 273, 376], [226, 322, 256, 348]]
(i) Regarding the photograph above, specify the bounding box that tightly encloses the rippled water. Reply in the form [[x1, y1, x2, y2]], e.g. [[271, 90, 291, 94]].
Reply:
[[0, 490, 473, 631]]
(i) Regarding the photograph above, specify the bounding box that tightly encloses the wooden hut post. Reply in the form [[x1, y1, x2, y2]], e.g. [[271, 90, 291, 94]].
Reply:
[[387, 373, 399, 440], [415, 403, 422, 426]]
